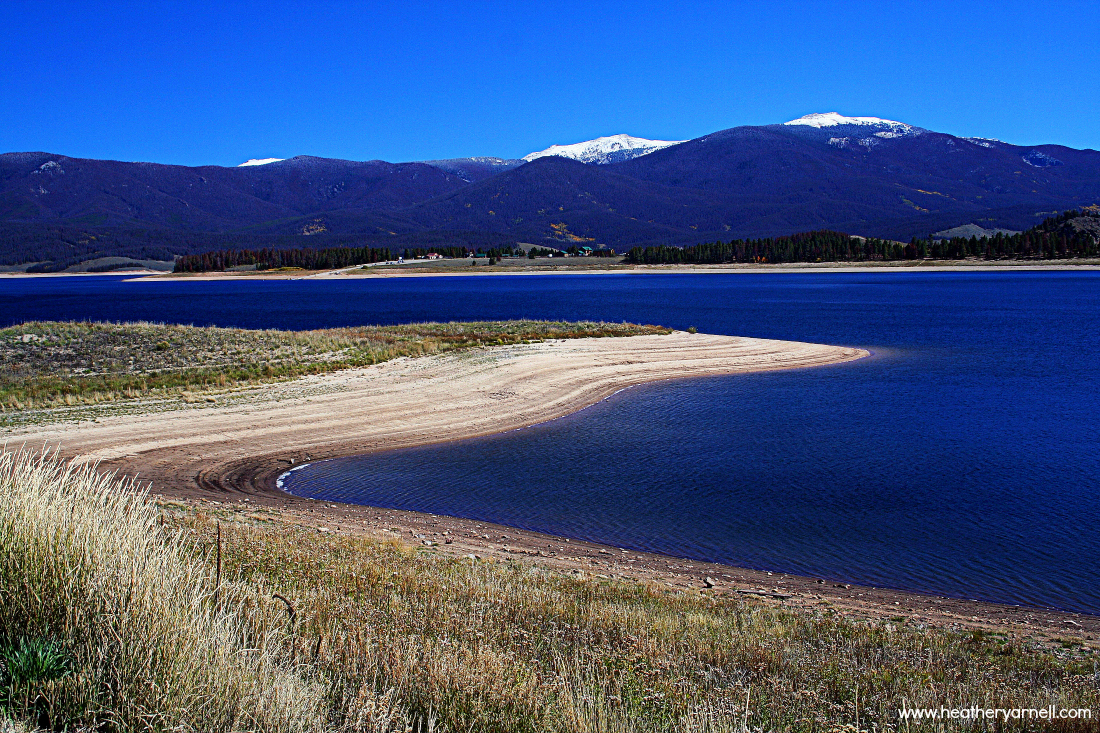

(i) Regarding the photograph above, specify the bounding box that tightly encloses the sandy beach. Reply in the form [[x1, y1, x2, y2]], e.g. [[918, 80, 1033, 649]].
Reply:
[[10, 331, 1100, 645], [14, 331, 863, 486]]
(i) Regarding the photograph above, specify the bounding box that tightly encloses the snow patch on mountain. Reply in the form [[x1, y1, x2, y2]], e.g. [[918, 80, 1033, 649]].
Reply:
[[523, 134, 684, 165], [464, 157, 516, 165], [784, 112, 914, 131], [239, 158, 285, 167], [965, 137, 1001, 148], [32, 160, 64, 175], [1022, 151, 1062, 167]]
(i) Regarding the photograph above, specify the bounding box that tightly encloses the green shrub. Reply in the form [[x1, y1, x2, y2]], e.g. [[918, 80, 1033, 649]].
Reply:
[[1, 637, 74, 730], [1, 637, 73, 688]]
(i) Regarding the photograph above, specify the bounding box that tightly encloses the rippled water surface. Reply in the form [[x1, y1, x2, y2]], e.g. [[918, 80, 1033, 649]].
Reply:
[[5, 272, 1099, 612]]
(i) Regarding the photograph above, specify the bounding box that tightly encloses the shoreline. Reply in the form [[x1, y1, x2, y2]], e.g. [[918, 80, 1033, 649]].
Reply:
[[143, 258, 1100, 280], [190, 494, 1100, 641], [9, 332, 1099, 644], [3, 258, 1100, 281], [14, 331, 863, 494]]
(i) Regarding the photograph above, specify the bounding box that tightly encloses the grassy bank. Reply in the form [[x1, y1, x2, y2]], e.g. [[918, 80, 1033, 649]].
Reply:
[[0, 449, 337, 732], [0, 320, 668, 411], [3, 449, 1097, 731]]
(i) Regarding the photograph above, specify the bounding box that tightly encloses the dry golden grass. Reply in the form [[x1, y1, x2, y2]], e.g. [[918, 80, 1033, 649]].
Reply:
[[174, 509, 1100, 732], [0, 449, 406, 732], [4, 449, 1098, 731]]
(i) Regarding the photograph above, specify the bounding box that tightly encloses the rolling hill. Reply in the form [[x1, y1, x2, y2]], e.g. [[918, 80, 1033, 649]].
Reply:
[[3, 114, 1099, 267]]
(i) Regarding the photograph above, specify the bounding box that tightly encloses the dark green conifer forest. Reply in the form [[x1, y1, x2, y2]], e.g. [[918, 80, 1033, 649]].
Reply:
[[623, 211, 1100, 265]]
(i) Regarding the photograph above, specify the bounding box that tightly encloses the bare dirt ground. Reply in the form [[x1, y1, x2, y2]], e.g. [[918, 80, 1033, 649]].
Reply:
[[9, 331, 1098, 648]]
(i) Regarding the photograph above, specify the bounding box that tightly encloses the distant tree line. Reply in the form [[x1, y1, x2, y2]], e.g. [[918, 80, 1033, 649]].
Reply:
[[527, 247, 558, 258], [479, 246, 522, 259], [624, 211, 1100, 265], [403, 246, 469, 259], [173, 243, 539, 272], [624, 231, 915, 264], [405, 244, 526, 259], [174, 246, 395, 272], [922, 210, 1099, 260], [10, 209, 1098, 271], [0, 222, 524, 270]]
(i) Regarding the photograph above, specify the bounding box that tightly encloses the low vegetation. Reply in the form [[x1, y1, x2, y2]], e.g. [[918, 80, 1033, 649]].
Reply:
[[0, 320, 668, 411], [2, 448, 1097, 731]]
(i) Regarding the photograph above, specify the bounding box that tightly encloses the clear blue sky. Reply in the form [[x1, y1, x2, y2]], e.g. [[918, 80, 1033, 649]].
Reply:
[[2, 0, 1096, 166]]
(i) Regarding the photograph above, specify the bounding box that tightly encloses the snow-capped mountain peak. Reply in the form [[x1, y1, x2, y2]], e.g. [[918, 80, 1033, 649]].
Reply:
[[238, 158, 285, 167], [523, 134, 685, 165], [782, 113, 925, 149], [784, 112, 913, 131]]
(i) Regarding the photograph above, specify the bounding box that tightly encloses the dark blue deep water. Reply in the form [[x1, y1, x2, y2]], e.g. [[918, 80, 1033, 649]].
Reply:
[[4, 272, 1099, 613]]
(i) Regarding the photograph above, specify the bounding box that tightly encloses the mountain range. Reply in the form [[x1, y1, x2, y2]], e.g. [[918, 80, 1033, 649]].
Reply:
[[3, 113, 1099, 267], [241, 133, 682, 174]]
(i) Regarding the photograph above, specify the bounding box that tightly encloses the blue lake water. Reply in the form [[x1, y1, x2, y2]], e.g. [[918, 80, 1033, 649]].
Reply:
[[3, 272, 1099, 613]]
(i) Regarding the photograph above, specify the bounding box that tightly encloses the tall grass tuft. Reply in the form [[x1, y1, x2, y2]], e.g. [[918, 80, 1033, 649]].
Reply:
[[0, 448, 337, 732]]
